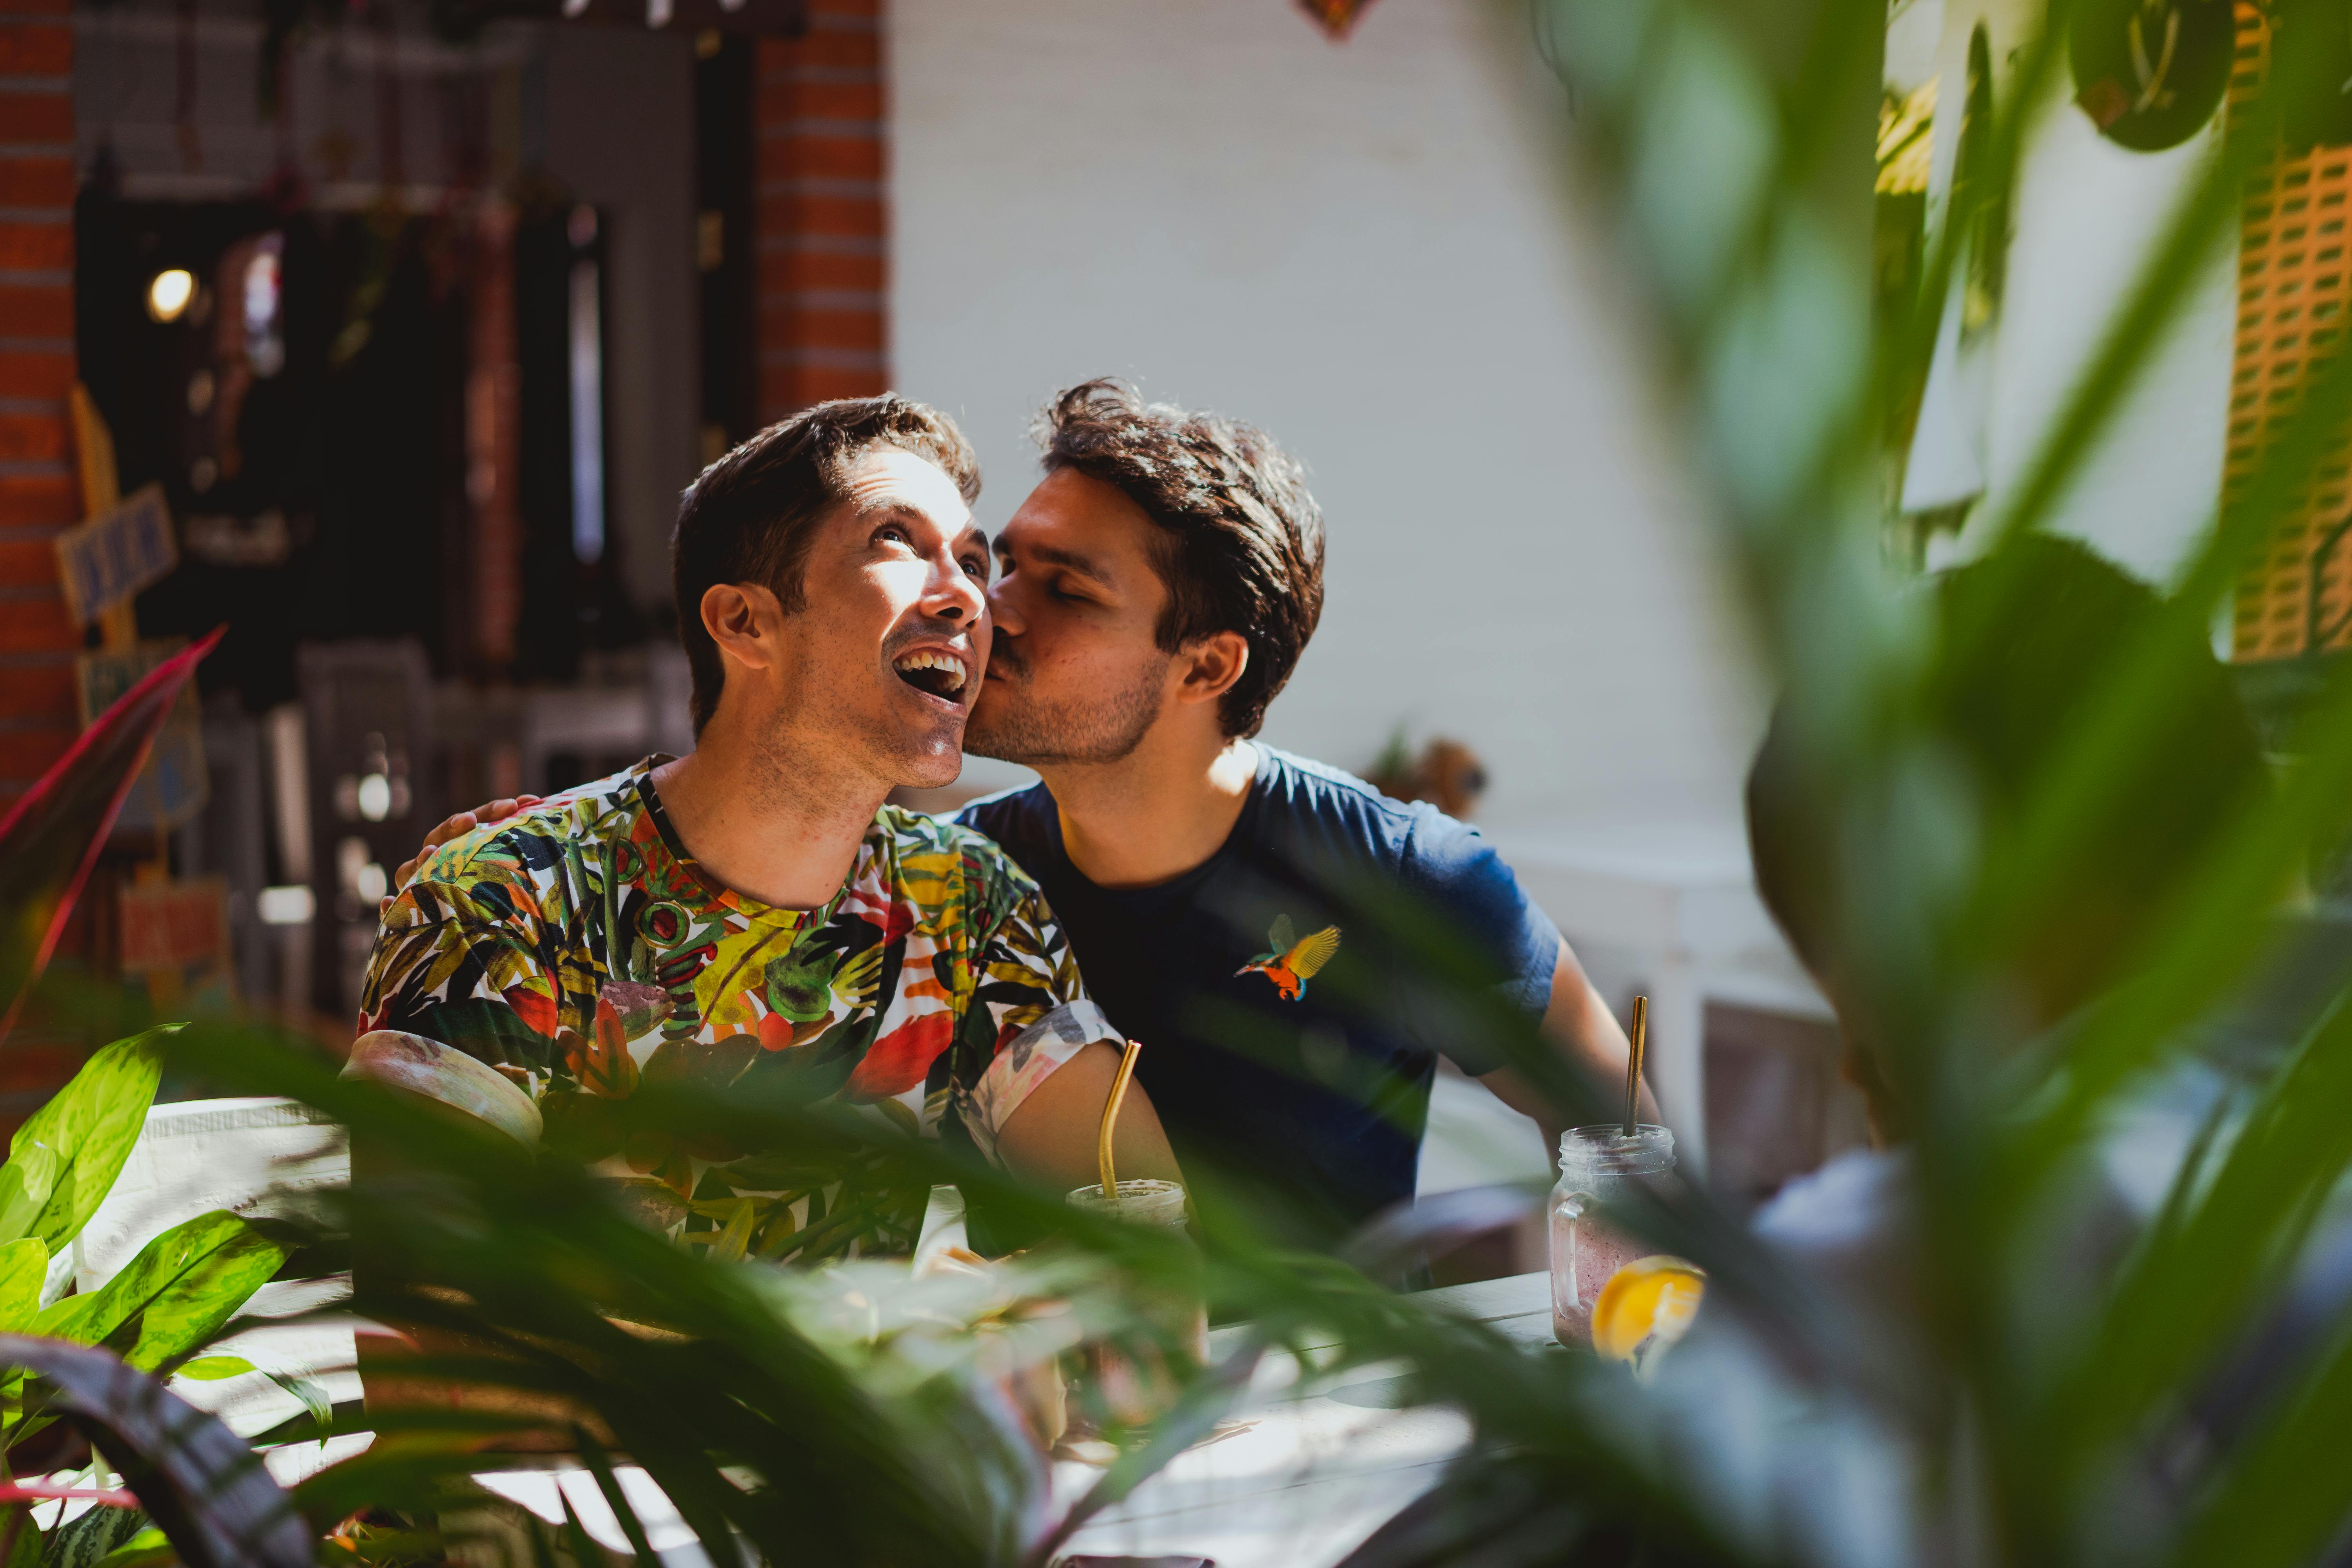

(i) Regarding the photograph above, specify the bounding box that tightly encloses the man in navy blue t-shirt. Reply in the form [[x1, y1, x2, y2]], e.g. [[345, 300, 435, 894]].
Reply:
[[956, 381, 1653, 1247], [396, 383, 1654, 1252]]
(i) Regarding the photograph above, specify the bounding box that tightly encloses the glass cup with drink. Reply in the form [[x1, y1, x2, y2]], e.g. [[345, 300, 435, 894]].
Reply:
[[1066, 1177, 1207, 1428], [1549, 1122, 1677, 1348]]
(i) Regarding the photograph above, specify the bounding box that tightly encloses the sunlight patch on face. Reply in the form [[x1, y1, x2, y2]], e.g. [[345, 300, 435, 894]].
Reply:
[[845, 446, 971, 532]]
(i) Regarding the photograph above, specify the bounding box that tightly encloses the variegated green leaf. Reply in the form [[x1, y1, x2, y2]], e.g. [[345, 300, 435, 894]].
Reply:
[[0, 1237, 47, 1333], [172, 1355, 254, 1381], [0, 1030, 166, 1254], [35, 1210, 290, 1373]]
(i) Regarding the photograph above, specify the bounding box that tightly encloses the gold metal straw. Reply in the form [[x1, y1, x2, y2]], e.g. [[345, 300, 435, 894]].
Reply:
[[1622, 996, 1648, 1137], [1098, 1038, 1144, 1198]]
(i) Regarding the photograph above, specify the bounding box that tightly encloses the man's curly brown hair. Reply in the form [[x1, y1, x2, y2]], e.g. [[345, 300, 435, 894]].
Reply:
[[1034, 379, 1325, 739]]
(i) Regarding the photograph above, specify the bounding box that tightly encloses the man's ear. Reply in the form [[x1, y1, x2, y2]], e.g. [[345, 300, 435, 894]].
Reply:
[[702, 582, 786, 673], [1174, 630, 1250, 709]]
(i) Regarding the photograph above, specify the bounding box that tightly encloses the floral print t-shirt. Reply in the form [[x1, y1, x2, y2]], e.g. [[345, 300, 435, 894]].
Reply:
[[358, 757, 1118, 1258]]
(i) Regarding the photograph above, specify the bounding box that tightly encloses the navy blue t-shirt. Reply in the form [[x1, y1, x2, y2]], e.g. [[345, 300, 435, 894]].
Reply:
[[957, 747, 1561, 1248]]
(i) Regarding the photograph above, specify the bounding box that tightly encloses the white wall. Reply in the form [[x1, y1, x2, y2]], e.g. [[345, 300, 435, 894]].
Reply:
[[1922, 0, 2236, 585], [891, 0, 1763, 834]]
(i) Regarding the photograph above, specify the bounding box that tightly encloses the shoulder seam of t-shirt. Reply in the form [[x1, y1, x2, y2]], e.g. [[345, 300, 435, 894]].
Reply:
[[954, 781, 1050, 826], [1260, 746, 1452, 878], [1260, 748, 1428, 825]]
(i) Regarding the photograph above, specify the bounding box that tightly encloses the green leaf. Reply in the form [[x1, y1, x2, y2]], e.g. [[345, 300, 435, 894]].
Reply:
[[0, 1237, 49, 1334], [0, 1031, 167, 1255], [34, 1210, 291, 1373], [2039, 993, 2352, 1476], [525, 1516, 563, 1568], [577, 1432, 659, 1566], [44, 1508, 146, 1568], [559, 1493, 606, 1568], [258, 1368, 332, 1434], [0, 1171, 34, 1281], [169, 1356, 253, 1383], [0, 1504, 40, 1568], [84, 1531, 168, 1568], [708, 1201, 756, 1265]]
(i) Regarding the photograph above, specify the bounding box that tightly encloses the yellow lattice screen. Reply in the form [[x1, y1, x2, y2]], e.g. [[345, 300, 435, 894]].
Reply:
[[2229, 3, 2352, 661]]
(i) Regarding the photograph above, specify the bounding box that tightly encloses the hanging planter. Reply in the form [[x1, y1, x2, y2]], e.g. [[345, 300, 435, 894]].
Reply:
[[2071, 0, 2235, 151]]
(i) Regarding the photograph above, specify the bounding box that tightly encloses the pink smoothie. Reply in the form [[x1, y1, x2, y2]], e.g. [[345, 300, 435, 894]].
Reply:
[[1550, 1203, 1648, 1347]]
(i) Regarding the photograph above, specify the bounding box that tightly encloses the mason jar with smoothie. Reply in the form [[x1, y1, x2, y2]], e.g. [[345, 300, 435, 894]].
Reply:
[[1549, 1122, 1678, 1348]]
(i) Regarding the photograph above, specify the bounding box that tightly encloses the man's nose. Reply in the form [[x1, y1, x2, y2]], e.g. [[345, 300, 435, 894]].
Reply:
[[921, 553, 987, 624], [985, 576, 1026, 637]]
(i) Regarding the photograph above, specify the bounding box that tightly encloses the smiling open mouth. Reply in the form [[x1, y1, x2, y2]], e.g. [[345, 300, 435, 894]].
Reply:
[[893, 650, 967, 701]]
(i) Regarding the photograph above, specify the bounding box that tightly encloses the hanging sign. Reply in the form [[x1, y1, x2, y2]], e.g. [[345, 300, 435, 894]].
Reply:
[[118, 874, 235, 1011], [76, 640, 211, 835], [117, 876, 229, 973], [53, 484, 176, 630]]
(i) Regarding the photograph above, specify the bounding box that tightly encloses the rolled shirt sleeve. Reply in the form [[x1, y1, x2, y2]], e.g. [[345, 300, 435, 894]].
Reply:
[[954, 877, 1124, 1162]]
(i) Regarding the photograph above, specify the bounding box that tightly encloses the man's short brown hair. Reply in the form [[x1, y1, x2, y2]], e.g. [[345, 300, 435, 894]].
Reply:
[[673, 395, 980, 736], [1034, 380, 1325, 739]]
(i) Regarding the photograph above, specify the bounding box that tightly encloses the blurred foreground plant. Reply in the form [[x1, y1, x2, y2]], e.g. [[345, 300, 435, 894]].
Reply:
[[0, 1032, 302, 1567], [1308, 0, 2352, 1564], [19, 2, 2352, 1564]]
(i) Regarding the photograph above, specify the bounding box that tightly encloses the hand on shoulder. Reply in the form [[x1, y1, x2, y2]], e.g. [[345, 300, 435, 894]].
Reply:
[[381, 796, 542, 913]]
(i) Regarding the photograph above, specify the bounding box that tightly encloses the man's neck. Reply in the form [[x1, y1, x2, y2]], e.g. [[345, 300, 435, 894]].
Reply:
[[652, 719, 885, 910], [1040, 730, 1258, 890]]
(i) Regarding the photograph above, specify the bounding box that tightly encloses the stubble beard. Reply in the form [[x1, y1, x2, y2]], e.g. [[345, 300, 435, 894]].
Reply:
[[753, 701, 967, 803], [964, 648, 1165, 767], [751, 654, 969, 809]]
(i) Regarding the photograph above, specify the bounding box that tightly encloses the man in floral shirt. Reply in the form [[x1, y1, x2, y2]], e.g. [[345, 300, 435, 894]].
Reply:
[[360, 395, 1179, 1258]]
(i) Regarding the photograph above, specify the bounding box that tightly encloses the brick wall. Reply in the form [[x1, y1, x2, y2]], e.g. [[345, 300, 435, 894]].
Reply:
[[0, 0, 77, 817], [753, 0, 886, 424]]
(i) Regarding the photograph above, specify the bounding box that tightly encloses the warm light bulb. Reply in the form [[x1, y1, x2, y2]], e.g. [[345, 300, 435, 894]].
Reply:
[[356, 772, 392, 821], [147, 269, 195, 323]]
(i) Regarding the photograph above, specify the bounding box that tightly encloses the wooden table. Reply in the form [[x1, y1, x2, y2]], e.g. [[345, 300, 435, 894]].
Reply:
[[465, 1270, 1553, 1568], [924, 1183, 1555, 1568], [1049, 1271, 1552, 1567]]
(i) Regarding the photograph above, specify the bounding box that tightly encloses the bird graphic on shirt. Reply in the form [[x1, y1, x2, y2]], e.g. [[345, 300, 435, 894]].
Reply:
[[1236, 915, 1342, 1001]]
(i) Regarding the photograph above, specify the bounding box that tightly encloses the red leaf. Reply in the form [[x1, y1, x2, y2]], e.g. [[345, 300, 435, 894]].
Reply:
[[844, 1011, 954, 1102], [0, 625, 222, 1041], [0, 1481, 137, 1506]]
